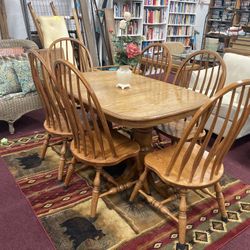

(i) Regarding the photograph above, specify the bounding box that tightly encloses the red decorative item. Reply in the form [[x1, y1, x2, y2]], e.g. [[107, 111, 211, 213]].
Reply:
[[126, 43, 141, 59]]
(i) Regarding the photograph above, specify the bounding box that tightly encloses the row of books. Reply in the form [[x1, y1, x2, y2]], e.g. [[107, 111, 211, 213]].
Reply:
[[213, 0, 235, 7], [144, 0, 168, 5], [144, 9, 167, 23], [143, 26, 165, 40], [166, 36, 191, 46], [169, 2, 196, 13], [168, 14, 195, 24], [113, 2, 142, 18], [167, 26, 192, 36], [115, 20, 140, 35]]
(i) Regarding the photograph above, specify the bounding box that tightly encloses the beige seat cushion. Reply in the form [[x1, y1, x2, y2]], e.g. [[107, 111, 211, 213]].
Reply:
[[223, 53, 250, 87]]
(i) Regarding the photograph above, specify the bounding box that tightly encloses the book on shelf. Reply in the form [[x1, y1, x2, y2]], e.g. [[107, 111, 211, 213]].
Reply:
[[113, 1, 142, 18], [167, 26, 192, 36], [168, 14, 195, 24], [169, 2, 196, 13], [115, 20, 140, 35], [143, 25, 164, 40], [144, 8, 167, 23], [144, 0, 168, 5]]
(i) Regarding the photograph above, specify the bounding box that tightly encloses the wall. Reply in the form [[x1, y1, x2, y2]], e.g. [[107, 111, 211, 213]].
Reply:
[[5, 0, 27, 39]]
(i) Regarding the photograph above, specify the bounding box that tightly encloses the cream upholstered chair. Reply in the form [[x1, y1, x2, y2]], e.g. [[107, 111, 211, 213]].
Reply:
[[28, 2, 70, 49], [156, 50, 226, 143], [130, 80, 250, 250], [205, 52, 250, 138]]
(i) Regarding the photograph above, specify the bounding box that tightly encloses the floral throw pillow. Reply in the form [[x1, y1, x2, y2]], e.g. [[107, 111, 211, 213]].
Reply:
[[0, 61, 22, 96], [12, 58, 36, 94]]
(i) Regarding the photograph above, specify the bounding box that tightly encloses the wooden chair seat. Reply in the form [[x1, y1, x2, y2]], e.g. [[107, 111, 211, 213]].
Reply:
[[70, 130, 140, 167], [156, 119, 206, 142], [145, 143, 224, 188]]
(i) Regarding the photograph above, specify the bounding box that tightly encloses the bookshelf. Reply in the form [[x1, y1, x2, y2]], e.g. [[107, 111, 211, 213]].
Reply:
[[166, 0, 198, 47], [142, 0, 168, 49], [111, 0, 199, 49], [202, 0, 250, 53], [113, 0, 144, 36]]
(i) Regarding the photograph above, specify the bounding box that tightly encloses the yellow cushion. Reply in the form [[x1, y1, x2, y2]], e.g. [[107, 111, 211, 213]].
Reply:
[[38, 16, 74, 64], [38, 16, 69, 48]]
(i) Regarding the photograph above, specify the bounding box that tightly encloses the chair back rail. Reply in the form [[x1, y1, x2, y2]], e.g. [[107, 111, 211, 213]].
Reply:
[[133, 43, 172, 82], [165, 80, 250, 184], [28, 49, 71, 133], [48, 37, 93, 72], [174, 50, 226, 97], [54, 59, 117, 159]]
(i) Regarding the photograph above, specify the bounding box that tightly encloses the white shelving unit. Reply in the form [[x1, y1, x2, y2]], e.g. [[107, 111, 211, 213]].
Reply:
[[142, 0, 168, 49], [166, 0, 198, 46], [113, 0, 144, 37], [111, 0, 198, 48]]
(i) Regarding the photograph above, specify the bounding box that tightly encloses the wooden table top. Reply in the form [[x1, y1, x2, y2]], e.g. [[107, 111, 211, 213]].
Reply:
[[77, 71, 209, 128]]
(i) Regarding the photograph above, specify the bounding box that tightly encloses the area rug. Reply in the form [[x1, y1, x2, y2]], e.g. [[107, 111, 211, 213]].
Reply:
[[1, 132, 250, 250]]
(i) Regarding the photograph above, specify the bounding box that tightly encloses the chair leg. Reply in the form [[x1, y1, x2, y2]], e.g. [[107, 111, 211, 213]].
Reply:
[[41, 133, 51, 160], [129, 167, 148, 202], [90, 167, 102, 219], [64, 156, 77, 187], [58, 140, 67, 181], [214, 182, 228, 222], [177, 189, 188, 250]]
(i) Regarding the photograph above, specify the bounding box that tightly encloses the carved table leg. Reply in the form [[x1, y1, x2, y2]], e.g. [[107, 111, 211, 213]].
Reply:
[[133, 127, 174, 198]]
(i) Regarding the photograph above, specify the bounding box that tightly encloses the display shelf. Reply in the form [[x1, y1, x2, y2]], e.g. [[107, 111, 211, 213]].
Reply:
[[113, 0, 144, 37], [202, 0, 249, 52], [166, 0, 197, 44], [142, 0, 168, 46]]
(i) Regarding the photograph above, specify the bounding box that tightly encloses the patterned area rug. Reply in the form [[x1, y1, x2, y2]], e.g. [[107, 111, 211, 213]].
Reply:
[[1, 132, 250, 250]]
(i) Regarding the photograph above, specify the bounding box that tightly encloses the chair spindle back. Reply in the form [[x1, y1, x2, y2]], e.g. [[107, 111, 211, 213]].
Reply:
[[174, 50, 226, 97], [165, 80, 250, 184], [28, 49, 71, 133], [48, 37, 93, 72], [133, 43, 172, 82], [54, 59, 117, 159]]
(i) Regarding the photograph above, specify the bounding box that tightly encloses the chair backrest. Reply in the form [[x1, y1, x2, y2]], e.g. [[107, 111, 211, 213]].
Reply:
[[133, 43, 172, 82], [48, 37, 93, 72], [28, 49, 71, 133], [53, 59, 117, 159], [165, 80, 250, 185], [174, 50, 226, 97]]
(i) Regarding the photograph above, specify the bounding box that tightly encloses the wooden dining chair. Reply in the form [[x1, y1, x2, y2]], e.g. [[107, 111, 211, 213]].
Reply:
[[48, 37, 93, 72], [28, 49, 72, 181], [53, 59, 140, 219], [156, 50, 226, 143], [133, 42, 172, 82], [130, 80, 250, 250]]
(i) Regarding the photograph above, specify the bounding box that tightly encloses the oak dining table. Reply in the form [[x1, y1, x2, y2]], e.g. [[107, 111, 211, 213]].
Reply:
[[73, 69, 209, 191]]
